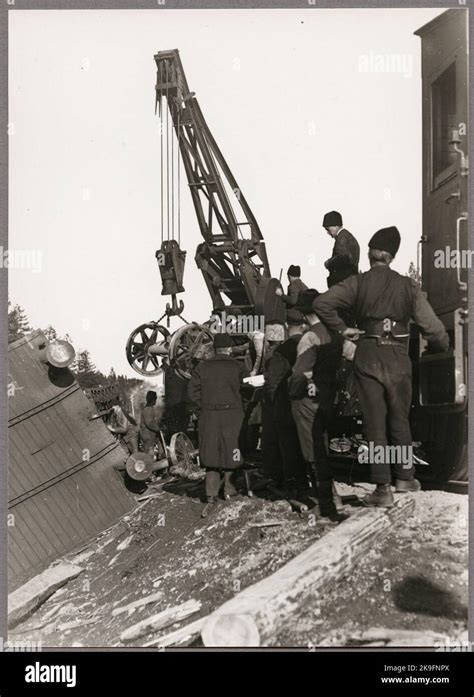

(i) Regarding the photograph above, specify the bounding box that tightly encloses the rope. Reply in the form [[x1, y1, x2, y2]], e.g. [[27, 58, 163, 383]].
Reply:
[[160, 74, 164, 244], [166, 60, 170, 241], [177, 100, 181, 245], [171, 78, 175, 242]]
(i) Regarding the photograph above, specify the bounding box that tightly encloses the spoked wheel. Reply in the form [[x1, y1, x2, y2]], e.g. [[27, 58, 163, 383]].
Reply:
[[168, 432, 200, 479], [168, 432, 199, 475], [168, 323, 214, 379], [126, 322, 170, 376]]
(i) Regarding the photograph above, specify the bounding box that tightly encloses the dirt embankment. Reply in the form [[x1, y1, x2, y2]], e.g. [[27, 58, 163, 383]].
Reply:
[[11, 478, 468, 648]]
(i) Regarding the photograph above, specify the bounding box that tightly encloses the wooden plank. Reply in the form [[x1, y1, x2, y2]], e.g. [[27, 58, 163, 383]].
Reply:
[[120, 600, 202, 644], [112, 591, 165, 617], [8, 563, 84, 628], [201, 495, 416, 647], [142, 617, 206, 648]]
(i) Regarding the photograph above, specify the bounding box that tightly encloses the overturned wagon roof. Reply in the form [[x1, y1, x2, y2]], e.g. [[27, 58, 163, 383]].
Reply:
[[8, 330, 136, 591]]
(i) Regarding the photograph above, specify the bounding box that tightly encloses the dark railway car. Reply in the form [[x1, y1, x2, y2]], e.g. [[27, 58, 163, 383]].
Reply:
[[411, 9, 469, 481]]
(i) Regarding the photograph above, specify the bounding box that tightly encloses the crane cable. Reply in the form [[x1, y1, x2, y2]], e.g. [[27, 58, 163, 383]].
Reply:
[[160, 71, 164, 244], [166, 60, 170, 242], [177, 95, 181, 246], [159, 58, 181, 246]]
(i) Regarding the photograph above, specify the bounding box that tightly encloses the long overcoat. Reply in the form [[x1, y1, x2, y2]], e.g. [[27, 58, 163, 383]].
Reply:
[[188, 354, 247, 470]]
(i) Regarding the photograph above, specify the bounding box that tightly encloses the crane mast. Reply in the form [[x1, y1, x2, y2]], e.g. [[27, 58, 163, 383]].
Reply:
[[155, 49, 272, 316], [126, 49, 284, 379]]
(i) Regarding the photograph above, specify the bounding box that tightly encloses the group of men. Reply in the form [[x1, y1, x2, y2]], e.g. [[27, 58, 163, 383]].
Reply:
[[188, 209, 449, 521]]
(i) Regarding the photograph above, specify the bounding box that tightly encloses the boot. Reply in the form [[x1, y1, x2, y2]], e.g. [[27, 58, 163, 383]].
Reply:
[[311, 471, 344, 520], [324, 509, 349, 524], [223, 471, 239, 499], [362, 483, 394, 508], [332, 483, 344, 513], [201, 497, 218, 518], [395, 478, 421, 493]]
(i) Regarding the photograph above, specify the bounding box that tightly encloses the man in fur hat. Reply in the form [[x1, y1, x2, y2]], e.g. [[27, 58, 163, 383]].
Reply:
[[314, 226, 449, 507], [322, 210, 360, 288], [275, 265, 308, 307]]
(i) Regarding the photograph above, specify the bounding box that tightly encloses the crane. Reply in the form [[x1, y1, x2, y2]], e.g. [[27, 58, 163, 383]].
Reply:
[[126, 49, 285, 379]]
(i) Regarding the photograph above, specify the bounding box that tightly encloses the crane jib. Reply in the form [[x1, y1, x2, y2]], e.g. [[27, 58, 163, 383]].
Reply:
[[126, 49, 285, 378]]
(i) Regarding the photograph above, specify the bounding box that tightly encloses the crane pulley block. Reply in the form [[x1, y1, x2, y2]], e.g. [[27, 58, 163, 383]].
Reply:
[[156, 239, 186, 296]]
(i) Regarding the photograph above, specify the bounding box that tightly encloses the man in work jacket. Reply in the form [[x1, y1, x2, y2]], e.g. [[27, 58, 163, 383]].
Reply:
[[314, 226, 449, 507], [288, 290, 345, 520]]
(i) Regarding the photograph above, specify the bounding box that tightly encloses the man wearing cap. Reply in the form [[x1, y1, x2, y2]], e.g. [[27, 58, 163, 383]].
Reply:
[[139, 390, 163, 456], [107, 397, 139, 454], [261, 314, 308, 495], [322, 211, 360, 288], [314, 226, 449, 507], [275, 265, 308, 308], [288, 290, 345, 520], [188, 334, 248, 517]]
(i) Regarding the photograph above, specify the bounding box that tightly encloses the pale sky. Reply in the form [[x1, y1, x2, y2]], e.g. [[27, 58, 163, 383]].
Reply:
[[9, 7, 444, 377]]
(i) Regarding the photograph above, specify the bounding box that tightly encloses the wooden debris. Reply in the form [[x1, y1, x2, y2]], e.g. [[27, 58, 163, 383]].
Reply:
[[143, 617, 206, 648], [66, 519, 132, 565], [116, 535, 134, 551], [120, 599, 202, 644], [112, 591, 164, 617], [201, 496, 416, 647], [8, 563, 83, 628], [351, 628, 448, 647], [248, 521, 285, 529], [137, 492, 165, 502], [56, 618, 97, 633]]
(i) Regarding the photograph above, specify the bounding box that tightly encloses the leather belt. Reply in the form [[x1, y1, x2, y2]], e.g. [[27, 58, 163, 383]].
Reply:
[[203, 403, 236, 410], [359, 318, 409, 338], [360, 336, 408, 348]]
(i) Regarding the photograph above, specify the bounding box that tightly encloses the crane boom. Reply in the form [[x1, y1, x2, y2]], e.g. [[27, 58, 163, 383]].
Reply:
[[126, 49, 284, 379], [154, 49, 273, 315]]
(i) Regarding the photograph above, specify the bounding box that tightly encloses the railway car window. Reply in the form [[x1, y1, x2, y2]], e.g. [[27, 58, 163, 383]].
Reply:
[[431, 62, 457, 186]]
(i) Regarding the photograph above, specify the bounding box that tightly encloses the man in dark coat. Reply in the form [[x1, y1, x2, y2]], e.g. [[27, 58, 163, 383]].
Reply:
[[162, 358, 190, 437], [261, 313, 308, 495], [314, 226, 449, 507], [322, 211, 360, 288], [275, 265, 308, 308], [188, 333, 248, 517]]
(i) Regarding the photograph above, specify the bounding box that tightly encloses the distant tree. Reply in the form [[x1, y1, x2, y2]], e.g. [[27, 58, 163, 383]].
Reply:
[[407, 261, 421, 286], [43, 325, 58, 341], [76, 349, 96, 374], [8, 301, 31, 343], [108, 367, 117, 381], [74, 349, 103, 388]]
